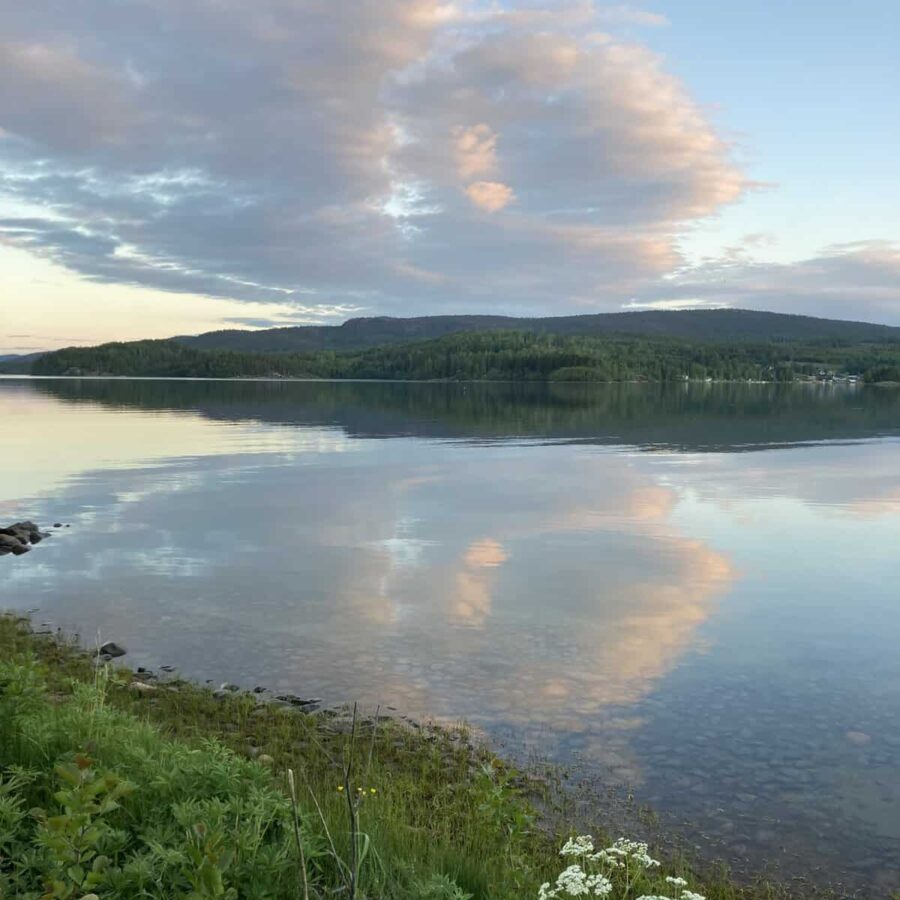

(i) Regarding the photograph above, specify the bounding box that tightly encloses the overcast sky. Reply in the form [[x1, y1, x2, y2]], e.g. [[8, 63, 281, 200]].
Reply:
[[1, 0, 899, 353]]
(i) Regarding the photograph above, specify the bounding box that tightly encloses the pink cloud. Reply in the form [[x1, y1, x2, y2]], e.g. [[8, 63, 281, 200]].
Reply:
[[465, 180, 515, 212], [453, 123, 498, 179]]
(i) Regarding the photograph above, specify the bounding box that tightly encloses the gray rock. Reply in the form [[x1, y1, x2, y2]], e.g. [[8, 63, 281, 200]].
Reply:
[[0, 522, 49, 555], [99, 641, 126, 658], [0, 534, 29, 554], [1, 522, 35, 540], [275, 693, 321, 710]]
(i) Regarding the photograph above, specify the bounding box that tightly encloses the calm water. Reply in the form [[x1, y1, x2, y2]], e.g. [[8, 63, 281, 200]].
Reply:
[[2, 377, 900, 894]]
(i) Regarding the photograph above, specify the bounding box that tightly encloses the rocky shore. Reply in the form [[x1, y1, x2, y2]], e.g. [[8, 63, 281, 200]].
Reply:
[[0, 521, 51, 556], [88, 636, 476, 751]]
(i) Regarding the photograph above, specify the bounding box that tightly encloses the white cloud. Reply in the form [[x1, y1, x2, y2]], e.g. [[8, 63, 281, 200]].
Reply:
[[595, 5, 670, 28], [0, 0, 896, 326], [623, 298, 726, 311], [655, 240, 900, 323]]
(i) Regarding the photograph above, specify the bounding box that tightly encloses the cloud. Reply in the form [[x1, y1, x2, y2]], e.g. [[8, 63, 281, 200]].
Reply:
[[648, 240, 900, 323], [0, 41, 135, 151], [0, 0, 752, 319], [595, 5, 670, 27], [623, 298, 726, 311], [453, 124, 499, 179], [465, 180, 516, 212], [5, 2, 896, 326]]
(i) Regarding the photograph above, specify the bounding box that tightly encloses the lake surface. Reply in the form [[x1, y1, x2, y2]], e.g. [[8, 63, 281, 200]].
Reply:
[[2, 377, 899, 895]]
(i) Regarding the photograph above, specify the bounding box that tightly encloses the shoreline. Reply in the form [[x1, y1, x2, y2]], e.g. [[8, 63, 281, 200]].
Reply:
[[0, 373, 881, 386], [1, 613, 861, 899]]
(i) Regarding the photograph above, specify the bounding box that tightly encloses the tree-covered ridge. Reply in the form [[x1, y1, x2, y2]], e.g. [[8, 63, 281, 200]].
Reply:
[[26, 330, 900, 382], [178, 308, 900, 354]]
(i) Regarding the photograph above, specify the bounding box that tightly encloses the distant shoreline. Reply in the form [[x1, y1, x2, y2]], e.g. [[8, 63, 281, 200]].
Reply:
[[1, 373, 884, 386]]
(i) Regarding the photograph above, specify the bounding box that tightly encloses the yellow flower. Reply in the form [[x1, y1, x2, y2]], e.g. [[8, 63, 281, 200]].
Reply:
[[337, 785, 344, 792], [370, 788, 377, 794]]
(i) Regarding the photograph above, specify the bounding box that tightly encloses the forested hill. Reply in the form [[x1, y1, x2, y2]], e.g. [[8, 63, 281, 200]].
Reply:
[[0, 353, 44, 373], [6, 311, 900, 374], [177, 309, 900, 354], [25, 330, 900, 383]]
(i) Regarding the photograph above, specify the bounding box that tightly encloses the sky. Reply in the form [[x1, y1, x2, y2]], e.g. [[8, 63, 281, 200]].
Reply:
[[1, 0, 899, 354]]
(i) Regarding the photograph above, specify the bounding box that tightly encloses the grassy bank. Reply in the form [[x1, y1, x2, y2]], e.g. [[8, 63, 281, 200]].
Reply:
[[0, 616, 831, 899]]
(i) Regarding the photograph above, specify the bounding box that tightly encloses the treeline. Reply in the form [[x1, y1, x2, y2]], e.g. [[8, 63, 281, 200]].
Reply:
[[29, 331, 900, 382]]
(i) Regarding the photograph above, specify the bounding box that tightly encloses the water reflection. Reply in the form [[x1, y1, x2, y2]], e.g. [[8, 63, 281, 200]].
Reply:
[[22, 376, 900, 449], [1, 377, 899, 894]]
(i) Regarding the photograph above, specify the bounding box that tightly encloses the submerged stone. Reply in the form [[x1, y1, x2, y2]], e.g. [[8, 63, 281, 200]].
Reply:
[[99, 641, 127, 658]]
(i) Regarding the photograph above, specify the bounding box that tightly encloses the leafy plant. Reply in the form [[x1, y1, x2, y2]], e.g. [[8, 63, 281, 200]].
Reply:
[[414, 872, 475, 899], [33, 754, 133, 898], [474, 761, 535, 844], [181, 822, 237, 899]]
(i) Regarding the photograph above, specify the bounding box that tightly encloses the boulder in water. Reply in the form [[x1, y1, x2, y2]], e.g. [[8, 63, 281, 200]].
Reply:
[[99, 641, 127, 658], [0, 522, 50, 556], [0, 534, 30, 555]]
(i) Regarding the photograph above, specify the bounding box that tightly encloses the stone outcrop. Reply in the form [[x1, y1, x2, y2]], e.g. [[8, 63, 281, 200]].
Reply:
[[0, 522, 51, 557]]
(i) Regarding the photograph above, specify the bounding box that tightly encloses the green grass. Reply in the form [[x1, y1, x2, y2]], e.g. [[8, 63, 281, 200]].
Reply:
[[0, 615, 839, 899]]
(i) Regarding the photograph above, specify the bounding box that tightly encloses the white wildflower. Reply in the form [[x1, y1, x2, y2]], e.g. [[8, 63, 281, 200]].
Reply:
[[586, 873, 613, 896], [590, 850, 624, 868], [554, 864, 591, 896], [541, 834, 678, 900], [680, 892, 706, 900], [602, 838, 660, 868], [560, 835, 596, 858]]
